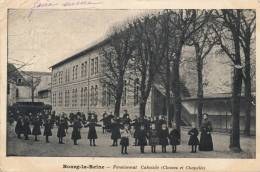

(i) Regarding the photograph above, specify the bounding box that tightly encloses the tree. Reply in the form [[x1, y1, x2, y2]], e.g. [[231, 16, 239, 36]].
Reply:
[[166, 10, 206, 132], [156, 10, 174, 126], [100, 25, 135, 117], [19, 71, 41, 102], [239, 10, 256, 136], [132, 14, 165, 117], [213, 9, 243, 152], [188, 10, 217, 127]]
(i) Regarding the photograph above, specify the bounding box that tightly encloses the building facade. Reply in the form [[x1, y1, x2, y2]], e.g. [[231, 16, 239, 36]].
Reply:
[[20, 71, 52, 105], [50, 38, 255, 133], [51, 39, 151, 118], [7, 63, 52, 106]]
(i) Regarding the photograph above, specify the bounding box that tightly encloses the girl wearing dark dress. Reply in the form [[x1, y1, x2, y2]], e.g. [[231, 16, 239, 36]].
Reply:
[[137, 124, 148, 153], [71, 117, 83, 145], [32, 116, 42, 141], [199, 114, 213, 151], [63, 114, 69, 134], [159, 123, 169, 153], [169, 123, 180, 153], [43, 118, 52, 143], [188, 122, 200, 153], [23, 115, 31, 140], [148, 123, 159, 153], [120, 123, 131, 154], [110, 118, 122, 146], [85, 117, 102, 146], [100, 112, 109, 134], [57, 118, 66, 144], [131, 116, 140, 146], [15, 115, 24, 139]]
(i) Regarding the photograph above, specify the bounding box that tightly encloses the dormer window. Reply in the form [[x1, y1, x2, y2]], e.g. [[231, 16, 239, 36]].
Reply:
[[17, 78, 22, 85]]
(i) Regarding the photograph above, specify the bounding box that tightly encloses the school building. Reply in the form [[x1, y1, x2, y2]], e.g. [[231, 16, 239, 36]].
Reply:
[[50, 38, 255, 133]]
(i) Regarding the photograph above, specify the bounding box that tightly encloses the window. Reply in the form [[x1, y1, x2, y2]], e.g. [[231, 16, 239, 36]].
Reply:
[[60, 71, 63, 84], [58, 91, 63, 107], [94, 57, 98, 74], [65, 90, 70, 107], [54, 73, 57, 85], [80, 87, 84, 106], [75, 65, 78, 79], [17, 78, 22, 85], [102, 84, 106, 106], [75, 88, 77, 106], [83, 87, 88, 106], [67, 90, 70, 106], [81, 63, 84, 77], [91, 59, 94, 75], [84, 61, 88, 77], [90, 86, 94, 106], [65, 69, 70, 83], [72, 88, 78, 107], [67, 69, 70, 82], [52, 92, 56, 107], [107, 86, 114, 106], [134, 78, 139, 106], [95, 85, 98, 106], [122, 80, 127, 106], [72, 66, 75, 80], [58, 72, 61, 84], [72, 89, 74, 107], [64, 90, 67, 106]]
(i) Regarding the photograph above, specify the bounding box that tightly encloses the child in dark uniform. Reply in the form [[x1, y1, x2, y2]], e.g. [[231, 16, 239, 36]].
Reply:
[[149, 123, 159, 153], [71, 117, 83, 145], [23, 115, 31, 140], [188, 122, 200, 153], [15, 115, 23, 139], [57, 118, 66, 144], [32, 116, 42, 141], [43, 118, 52, 143], [137, 124, 148, 153], [169, 123, 180, 153], [159, 123, 169, 153], [110, 118, 121, 146], [85, 115, 102, 146], [120, 123, 131, 154]]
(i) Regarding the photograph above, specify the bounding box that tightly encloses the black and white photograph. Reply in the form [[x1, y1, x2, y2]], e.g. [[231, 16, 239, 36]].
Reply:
[[6, 9, 256, 159]]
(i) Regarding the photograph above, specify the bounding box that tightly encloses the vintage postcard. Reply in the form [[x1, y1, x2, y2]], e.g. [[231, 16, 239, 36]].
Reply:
[[0, 0, 259, 172]]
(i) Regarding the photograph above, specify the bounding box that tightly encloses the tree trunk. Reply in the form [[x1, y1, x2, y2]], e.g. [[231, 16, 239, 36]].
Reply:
[[243, 42, 252, 136], [31, 89, 34, 102], [197, 58, 203, 127], [229, 67, 242, 152], [229, 28, 242, 152], [114, 95, 122, 117], [114, 78, 124, 117], [31, 79, 34, 103], [172, 59, 182, 133], [139, 99, 147, 118], [165, 58, 172, 126], [165, 83, 171, 126]]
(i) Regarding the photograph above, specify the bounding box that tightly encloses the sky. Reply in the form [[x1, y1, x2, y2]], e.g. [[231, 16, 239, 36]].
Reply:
[[8, 9, 145, 72]]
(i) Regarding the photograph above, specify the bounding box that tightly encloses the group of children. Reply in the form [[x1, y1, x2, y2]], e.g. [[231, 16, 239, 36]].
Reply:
[[119, 121, 200, 154], [12, 110, 212, 154]]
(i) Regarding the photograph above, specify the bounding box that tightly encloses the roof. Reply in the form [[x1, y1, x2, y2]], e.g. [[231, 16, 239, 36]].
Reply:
[[22, 71, 51, 76], [50, 38, 111, 69], [7, 63, 29, 86], [153, 81, 191, 97]]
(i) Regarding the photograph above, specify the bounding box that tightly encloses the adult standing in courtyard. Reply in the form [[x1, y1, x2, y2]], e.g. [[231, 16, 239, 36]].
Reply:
[[15, 115, 23, 139], [199, 113, 213, 151]]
